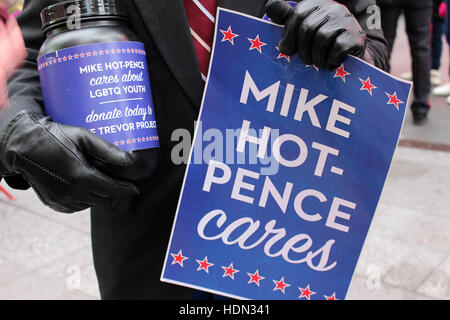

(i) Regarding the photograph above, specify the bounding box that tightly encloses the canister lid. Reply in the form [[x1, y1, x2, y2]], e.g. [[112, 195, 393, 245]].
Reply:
[[41, 0, 128, 31]]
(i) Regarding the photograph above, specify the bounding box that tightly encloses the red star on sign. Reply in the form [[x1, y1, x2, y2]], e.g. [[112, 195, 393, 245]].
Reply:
[[170, 250, 188, 267], [386, 91, 403, 110], [276, 47, 290, 62], [220, 26, 239, 45], [273, 277, 290, 294], [298, 284, 316, 300], [196, 257, 214, 273], [222, 263, 239, 280], [248, 34, 267, 53], [324, 292, 338, 300], [334, 64, 350, 82], [247, 269, 265, 287], [359, 77, 377, 95]]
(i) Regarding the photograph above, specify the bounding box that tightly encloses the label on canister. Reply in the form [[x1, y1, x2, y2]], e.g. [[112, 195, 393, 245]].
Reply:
[[37, 41, 159, 152]]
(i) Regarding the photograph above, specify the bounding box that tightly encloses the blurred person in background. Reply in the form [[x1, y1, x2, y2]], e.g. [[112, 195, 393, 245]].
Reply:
[[430, 0, 447, 86], [377, 0, 433, 124], [400, 0, 446, 87], [433, 0, 450, 104], [0, 0, 26, 108]]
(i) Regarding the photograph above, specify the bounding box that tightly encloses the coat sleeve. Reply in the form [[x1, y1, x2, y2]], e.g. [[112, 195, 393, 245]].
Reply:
[[0, 0, 54, 133], [341, 0, 390, 71]]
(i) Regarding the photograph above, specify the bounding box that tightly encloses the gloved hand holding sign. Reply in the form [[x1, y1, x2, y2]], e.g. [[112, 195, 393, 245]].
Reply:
[[265, 0, 367, 70]]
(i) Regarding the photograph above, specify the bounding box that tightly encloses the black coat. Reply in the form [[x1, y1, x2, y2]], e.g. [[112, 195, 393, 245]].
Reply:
[[4, 0, 388, 299]]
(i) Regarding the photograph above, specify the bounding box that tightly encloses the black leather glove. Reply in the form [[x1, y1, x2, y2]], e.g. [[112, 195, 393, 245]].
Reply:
[[0, 111, 139, 213], [266, 0, 367, 70]]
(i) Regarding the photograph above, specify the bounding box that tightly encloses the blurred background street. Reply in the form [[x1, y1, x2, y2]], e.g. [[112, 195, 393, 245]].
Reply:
[[0, 9, 449, 299]]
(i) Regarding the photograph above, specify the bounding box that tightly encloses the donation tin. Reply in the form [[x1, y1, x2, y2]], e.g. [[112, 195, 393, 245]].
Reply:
[[38, 0, 159, 180]]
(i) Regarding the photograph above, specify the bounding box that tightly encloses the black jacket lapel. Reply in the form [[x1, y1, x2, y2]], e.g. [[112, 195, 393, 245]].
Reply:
[[133, 0, 204, 109]]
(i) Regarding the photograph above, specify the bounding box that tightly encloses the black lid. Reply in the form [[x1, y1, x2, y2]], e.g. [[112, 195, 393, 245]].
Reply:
[[41, 0, 128, 31]]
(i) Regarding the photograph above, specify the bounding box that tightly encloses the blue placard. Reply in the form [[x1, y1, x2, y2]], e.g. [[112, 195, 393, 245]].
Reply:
[[161, 9, 411, 300]]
